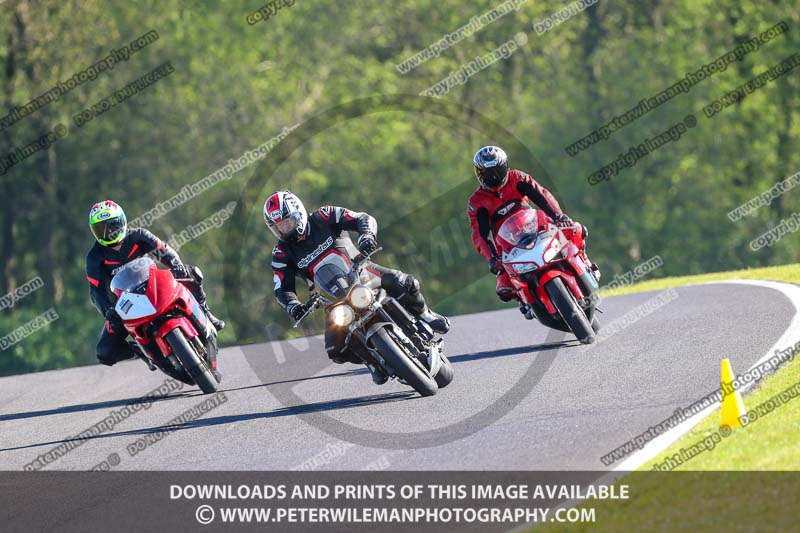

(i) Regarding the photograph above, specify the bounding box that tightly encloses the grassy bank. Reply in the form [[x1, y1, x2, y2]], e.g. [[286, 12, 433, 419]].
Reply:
[[533, 263, 800, 532]]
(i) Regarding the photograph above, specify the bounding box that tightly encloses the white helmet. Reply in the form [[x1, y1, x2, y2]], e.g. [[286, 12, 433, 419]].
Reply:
[[263, 190, 308, 241]]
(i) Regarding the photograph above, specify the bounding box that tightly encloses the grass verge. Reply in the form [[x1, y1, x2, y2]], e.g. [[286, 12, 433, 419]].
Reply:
[[533, 263, 800, 532]]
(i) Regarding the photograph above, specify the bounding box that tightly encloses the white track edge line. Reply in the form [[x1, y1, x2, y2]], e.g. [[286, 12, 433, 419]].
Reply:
[[509, 279, 800, 532]]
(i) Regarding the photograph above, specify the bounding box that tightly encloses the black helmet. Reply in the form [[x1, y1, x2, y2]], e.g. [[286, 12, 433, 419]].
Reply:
[[473, 145, 509, 191]]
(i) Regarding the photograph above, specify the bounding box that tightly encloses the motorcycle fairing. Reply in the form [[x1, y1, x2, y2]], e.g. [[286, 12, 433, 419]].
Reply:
[[110, 257, 203, 359], [115, 292, 157, 320], [309, 250, 380, 301], [496, 208, 590, 314]]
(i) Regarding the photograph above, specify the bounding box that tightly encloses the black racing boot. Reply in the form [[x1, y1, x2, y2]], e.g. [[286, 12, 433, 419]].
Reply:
[[328, 350, 361, 365], [390, 273, 450, 335], [200, 301, 225, 331], [365, 363, 388, 385], [128, 342, 157, 370], [418, 308, 451, 334]]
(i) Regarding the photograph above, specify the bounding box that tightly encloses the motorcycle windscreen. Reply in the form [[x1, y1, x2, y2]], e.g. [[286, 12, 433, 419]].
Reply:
[[497, 209, 540, 248], [310, 253, 356, 302], [110, 257, 155, 295], [503, 229, 560, 273]]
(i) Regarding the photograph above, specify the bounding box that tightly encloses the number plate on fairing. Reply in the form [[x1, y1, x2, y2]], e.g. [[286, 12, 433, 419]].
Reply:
[[115, 292, 157, 320]]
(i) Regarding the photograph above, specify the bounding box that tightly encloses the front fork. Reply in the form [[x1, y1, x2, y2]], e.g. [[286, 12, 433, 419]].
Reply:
[[346, 305, 426, 376]]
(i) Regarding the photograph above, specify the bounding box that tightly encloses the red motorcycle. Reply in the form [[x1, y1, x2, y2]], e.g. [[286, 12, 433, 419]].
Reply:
[[495, 208, 601, 344], [110, 257, 220, 393]]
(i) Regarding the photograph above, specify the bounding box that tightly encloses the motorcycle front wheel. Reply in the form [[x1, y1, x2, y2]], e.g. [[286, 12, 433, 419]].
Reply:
[[434, 353, 454, 388], [544, 277, 595, 344], [371, 327, 438, 397], [165, 329, 219, 394]]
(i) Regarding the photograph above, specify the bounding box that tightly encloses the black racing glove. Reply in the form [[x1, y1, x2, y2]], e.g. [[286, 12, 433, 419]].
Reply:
[[287, 302, 307, 321], [170, 264, 192, 281], [554, 214, 573, 228], [358, 233, 378, 256], [489, 255, 503, 275], [105, 307, 121, 324]]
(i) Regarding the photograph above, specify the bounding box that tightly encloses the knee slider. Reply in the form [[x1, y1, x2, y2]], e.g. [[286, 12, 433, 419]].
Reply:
[[496, 285, 515, 301], [96, 351, 116, 366], [381, 272, 405, 295], [325, 345, 340, 358], [403, 274, 420, 296]]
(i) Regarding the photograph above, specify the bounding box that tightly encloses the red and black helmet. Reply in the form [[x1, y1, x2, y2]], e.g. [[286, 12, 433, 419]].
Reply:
[[263, 190, 308, 241], [473, 145, 509, 191]]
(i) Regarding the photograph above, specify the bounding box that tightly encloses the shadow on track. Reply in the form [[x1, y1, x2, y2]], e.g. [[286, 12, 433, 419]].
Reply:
[[0, 391, 194, 423], [450, 340, 576, 364], [224, 341, 576, 392], [0, 365, 402, 426], [220, 368, 364, 393], [1, 341, 573, 452], [146, 390, 417, 434], [0, 391, 415, 453]]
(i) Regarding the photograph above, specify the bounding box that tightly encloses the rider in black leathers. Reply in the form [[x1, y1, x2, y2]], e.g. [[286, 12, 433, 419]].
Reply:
[[264, 190, 449, 384], [86, 200, 224, 368]]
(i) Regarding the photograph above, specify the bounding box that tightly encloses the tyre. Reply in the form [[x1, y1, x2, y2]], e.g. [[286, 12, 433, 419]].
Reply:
[[157, 360, 195, 386], [544, 277, 595, 344], [434, 353, 454, 389], [371, 327, 438, 397], [165, 329, 218, 394]]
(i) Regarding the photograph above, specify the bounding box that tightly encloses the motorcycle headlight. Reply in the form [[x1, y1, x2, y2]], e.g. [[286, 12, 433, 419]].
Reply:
[[543, 239, 562, 263], [511, 262, 537, 274], [349, 285, 374, 309], [330, 304, 355, 327]]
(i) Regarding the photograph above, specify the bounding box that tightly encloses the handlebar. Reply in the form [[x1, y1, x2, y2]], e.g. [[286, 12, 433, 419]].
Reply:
[[293, 293, 323, 328], [291, 247, 383, 328]]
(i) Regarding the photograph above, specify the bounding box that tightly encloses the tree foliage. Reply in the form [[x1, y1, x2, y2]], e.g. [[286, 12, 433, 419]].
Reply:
[[1, 0, 798, 374]]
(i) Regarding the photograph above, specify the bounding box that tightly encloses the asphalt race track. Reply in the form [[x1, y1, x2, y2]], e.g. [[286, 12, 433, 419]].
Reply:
[[0, 282, 796, 472]]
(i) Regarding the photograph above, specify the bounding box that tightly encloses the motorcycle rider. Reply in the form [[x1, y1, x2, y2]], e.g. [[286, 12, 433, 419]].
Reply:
[[265, 190, 450, 384], [467, 146, 599, 318], [86, 200, 225, 371]]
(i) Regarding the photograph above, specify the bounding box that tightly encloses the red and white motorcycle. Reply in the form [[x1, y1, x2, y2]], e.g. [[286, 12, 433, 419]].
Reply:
[[110, 257, 221, 393], [495, 208, 601, 344]]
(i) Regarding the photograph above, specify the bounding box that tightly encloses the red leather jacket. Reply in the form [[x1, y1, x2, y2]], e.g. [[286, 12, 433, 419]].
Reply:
[[467, 170, 563, 261]]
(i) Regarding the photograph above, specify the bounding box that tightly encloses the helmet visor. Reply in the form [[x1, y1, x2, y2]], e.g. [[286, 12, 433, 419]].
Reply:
[[91, 215, 127, 245], [476, 165, 508, 190], [269, 213, 300, 240]]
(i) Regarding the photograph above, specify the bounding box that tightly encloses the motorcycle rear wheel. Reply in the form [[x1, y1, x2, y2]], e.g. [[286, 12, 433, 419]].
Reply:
[[165, 329, 219, 394], [544, 277, 595, 344]]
